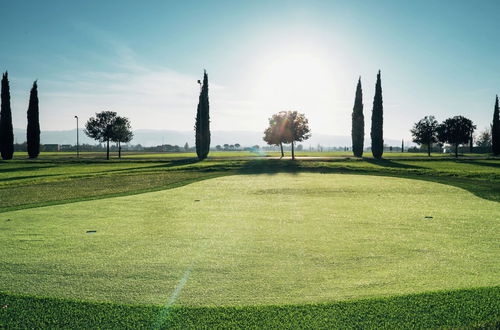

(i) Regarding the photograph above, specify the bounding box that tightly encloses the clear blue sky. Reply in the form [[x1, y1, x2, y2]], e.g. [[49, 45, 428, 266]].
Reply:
[[1, 0, 499, 142]]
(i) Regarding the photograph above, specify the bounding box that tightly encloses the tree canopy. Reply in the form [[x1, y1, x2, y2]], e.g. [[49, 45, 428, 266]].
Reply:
[[410, 115, 438, 156], [112, 116, 133, 158], [437, 116, 476, 158], [84, 111, 119, 160], [263, 110, 311, 160]]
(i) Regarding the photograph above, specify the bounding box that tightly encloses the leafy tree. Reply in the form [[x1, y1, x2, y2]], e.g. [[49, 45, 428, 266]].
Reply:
[[26, 81, 40, 159], [370, 70, 384, 159], [0, 71, 14, 160], [476, 128, 492, 148], [283, 111, 311, 160], [492, 95, 500, 156], [235, 143, 240, 149], [184, 142, 189, 151], [195, 70, 210, 160], [351, 77, 364, 157], [437, 116, 476, 158], [410, 115, 438, 156], [84, 111, 118, 160], [111, 116, 133, 158], [263, 111, 288, 158], [215, 145, 222, 151]]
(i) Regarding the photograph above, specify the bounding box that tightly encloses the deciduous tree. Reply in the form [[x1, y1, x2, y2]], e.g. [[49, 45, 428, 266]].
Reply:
[[437, 116, 476, 158], [111, 116, 133, 158], [84, 111, 118, 160], [410, 115, 438, 156], [263, 112, 287, 158]]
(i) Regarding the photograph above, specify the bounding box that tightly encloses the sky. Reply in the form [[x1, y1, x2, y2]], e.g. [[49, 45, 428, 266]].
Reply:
[[1, 0, 499, 143]]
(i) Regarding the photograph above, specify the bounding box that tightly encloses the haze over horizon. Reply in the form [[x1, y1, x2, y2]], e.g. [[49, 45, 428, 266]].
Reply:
[[1, 0, 499, 142]]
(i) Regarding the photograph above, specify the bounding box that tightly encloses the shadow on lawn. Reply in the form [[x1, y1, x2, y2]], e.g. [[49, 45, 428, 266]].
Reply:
[[363, 158, 425, 169], [232, 159, 499, 203], [457, 160, 500, 169]]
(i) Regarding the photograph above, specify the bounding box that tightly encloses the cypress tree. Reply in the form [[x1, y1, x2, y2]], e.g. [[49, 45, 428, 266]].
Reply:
[[492, 95, 500, 156], [351, 77, 364, 157], [371, 70, 384, 159], [0, 71, 14, 160], [195, 70, 210, 160], [27, 80, 40, 159]]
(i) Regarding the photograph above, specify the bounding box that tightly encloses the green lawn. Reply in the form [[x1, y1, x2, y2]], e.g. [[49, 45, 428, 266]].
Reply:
[[2, 287, 499, 329], [1, 173, 498, 306], [1, 157, 499, 328]]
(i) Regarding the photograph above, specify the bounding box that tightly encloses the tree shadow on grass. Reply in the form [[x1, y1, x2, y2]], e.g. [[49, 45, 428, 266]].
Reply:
[[238, 159, 301, 175], [233, 160, 499, 203], [457, 160, 500, 169], [363, 159, 425, 169], [86, 158, 201, 175]]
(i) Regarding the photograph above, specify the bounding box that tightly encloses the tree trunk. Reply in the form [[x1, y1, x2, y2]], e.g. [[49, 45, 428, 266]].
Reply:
[[106, 139, 110, 160], [428, 143, 431, 157], [291, 141, 295, 160], [279, 142, 284, 158], [455, 144, 458, 158]]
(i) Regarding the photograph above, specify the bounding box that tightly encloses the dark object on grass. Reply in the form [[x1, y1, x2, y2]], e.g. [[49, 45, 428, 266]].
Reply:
[[194, 200, 200, 202], [6, 219, 11, 221], [424, 216, 433, 219], [86, 230, 97, 234]]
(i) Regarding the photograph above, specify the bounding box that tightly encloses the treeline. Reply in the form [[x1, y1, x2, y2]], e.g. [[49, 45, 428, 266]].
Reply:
[[409, 95, 499, 157]]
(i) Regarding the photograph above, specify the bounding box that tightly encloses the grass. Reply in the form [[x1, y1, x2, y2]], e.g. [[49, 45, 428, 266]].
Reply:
[[0, 156, 499, 328], [1, 287, 499, 329], [0, 173, 498, 306], [1, 157, 499, 211]]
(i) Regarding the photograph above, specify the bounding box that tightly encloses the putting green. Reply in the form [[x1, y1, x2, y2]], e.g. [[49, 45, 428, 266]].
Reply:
[[0, 173, 498, 306]]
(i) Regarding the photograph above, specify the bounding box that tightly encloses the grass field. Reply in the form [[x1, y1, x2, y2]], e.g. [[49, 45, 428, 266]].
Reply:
[[0, 155, 499, 328]]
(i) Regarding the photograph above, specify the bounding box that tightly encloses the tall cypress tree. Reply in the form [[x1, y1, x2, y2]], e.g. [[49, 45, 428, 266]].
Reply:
[[27, 80, 40, 159], [351, 77, 364, 157], [492, 95, 500, 156], [0, 71, 14, 160], [195, 70, 210, 160], [371, 70, 384, 159]]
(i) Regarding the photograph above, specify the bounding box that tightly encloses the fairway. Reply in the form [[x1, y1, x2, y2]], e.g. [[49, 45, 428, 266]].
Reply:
[[0, 173, 498, 307]]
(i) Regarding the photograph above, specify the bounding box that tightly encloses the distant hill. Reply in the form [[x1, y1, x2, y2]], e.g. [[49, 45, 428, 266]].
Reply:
[[13, 128, 404, 148]]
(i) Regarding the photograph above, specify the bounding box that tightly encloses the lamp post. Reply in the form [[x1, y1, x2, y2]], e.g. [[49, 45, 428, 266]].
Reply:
[[74, 115, 79, 158]]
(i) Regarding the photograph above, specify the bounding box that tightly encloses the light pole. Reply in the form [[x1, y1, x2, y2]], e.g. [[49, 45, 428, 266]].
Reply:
[[74, 115, 79, 158]]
